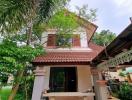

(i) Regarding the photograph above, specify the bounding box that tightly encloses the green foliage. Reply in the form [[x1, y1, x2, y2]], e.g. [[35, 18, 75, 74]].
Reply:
[[0, 0, 30, 33], [15, 76, 34, 100], [75, 4, 97, 22], [10, 34, 28, 43], [56, 33, 73, 47], [0, 0, 68, 33], [92, 30, 116, 46], [119, 72, 126, 77], [118, 83, 132, 100], [33, 23, 46, 41], [0, 39, 44, 84], [46, 9, 79, 47], [38, 0, 69, 22], [46, 8, 97, 47], [0, 73, 8, 84], [48, 10, 78, 31], [0, 86, 11, 100], [0, 39, 44, 99]]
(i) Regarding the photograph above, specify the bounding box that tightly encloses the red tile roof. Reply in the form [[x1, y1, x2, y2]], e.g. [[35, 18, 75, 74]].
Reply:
[[89, 42, 104, 53], [33, 42, 104, 64]]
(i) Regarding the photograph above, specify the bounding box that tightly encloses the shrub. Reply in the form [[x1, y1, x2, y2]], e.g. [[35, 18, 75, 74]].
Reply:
[[118, 83, 132, 100]]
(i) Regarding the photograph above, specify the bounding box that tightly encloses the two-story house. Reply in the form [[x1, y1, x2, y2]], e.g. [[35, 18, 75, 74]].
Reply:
[[31, 17, 104, 100]]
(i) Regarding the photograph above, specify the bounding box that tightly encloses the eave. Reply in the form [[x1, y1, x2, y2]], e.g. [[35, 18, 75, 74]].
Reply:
[[92, 23, 132, 66]]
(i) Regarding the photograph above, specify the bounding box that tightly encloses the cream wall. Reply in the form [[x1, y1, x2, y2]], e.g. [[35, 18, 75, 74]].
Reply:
[[77, 65, 92, 92]]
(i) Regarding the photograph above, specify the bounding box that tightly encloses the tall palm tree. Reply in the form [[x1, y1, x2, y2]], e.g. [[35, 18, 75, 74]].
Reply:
[[0, 0, 67, 44], [0, 0, 68, 100]]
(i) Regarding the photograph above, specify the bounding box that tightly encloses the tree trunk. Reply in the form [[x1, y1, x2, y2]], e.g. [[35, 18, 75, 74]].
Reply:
[[26, 19, 33, 45], [8, 25, 32, 99], [25, 79, 28, 100], [27, 26, 32, 45], [8, 70, 24, 100], [8, 19, 33, 100]]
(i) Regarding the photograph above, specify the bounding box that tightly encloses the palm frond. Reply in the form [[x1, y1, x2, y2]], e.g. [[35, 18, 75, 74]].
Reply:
[[0, 0, 34, 33], [37, 0, 68, 22], [0, 0, 69, 34]]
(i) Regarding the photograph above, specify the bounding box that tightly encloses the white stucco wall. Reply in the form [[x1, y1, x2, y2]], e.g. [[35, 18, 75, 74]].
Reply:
[[80, 32, 88, 48]]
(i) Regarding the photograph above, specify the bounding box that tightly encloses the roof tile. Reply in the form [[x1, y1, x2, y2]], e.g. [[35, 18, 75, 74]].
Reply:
[[33, 42, 104, 63]]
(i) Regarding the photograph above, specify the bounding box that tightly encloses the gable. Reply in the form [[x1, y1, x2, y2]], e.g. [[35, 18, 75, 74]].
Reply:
[[76, 16, 98, 43], [64, 10, 98, 43]]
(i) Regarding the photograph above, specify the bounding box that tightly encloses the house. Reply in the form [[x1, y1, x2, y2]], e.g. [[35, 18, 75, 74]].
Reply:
[[31, 15, 105, 100]]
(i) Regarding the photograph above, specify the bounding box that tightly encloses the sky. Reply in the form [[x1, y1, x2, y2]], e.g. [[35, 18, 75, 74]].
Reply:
[[69, 0, 132, 35]]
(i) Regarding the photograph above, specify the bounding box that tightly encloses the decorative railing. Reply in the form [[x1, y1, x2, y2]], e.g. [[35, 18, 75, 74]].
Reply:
[[97, 48, 132, 70]]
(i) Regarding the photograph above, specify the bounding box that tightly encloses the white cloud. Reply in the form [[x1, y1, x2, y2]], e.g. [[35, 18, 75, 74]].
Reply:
[[112, 0, 132, 16]]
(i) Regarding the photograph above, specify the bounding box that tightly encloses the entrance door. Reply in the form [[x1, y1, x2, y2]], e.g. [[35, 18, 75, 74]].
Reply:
[[49, 67, 77, 92]]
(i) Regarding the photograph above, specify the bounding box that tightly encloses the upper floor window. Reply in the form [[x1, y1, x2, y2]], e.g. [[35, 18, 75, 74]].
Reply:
[[47, 34, 80, 48], [56, 34, 73, 47]]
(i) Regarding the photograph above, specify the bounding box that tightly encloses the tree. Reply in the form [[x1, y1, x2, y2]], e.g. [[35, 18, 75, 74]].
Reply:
[[75, 4, 97, 22], [0, 1, 69, 99], [46, 9, 79, 47], [48, 9, 78, 31], [44, 6, 97, 47], [0, 0, 68, 44], [0, 39, 44, 100], [92, 30, 116, 46]]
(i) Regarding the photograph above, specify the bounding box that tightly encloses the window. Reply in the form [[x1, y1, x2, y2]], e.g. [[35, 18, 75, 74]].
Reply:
[[56, 34, 73, 47], [47, 34, 80, 47]]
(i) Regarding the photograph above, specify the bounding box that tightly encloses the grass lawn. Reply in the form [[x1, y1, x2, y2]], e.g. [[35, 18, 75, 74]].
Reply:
[[0, 86, 12, 100]]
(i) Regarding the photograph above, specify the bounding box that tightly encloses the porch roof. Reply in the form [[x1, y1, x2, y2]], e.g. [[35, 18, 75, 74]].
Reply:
[[92, 23, 132, 66], [33, 42, 104, 65]]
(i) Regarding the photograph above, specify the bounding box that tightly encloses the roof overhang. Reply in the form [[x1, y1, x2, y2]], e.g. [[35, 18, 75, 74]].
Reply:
[[32, 52, 94, 66], [32, 62, 90, 66], [92, 23, 132, 67], [32, 43, 104, 66]]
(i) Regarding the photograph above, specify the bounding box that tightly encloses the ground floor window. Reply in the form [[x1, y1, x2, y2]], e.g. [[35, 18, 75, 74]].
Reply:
[[49, 67, 77, 92]]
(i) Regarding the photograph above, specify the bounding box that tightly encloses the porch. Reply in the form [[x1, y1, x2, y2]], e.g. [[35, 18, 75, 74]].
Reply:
[[31, 45, 105, 100], [31, 64, 109, 100], [32, 65, 98, 100]]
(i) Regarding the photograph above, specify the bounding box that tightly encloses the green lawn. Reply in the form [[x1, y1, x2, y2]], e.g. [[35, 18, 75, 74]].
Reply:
[[0, 86, 11, 100]]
